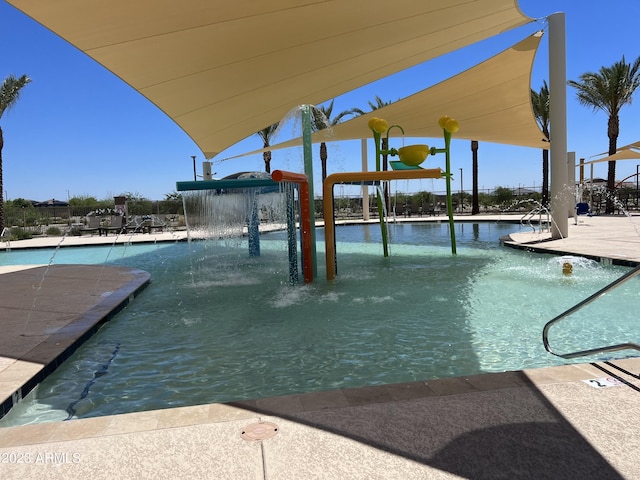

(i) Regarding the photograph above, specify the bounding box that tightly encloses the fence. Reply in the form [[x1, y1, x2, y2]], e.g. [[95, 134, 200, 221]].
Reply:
[[4, 200, 185, 230], [323, 185, 547, 218]]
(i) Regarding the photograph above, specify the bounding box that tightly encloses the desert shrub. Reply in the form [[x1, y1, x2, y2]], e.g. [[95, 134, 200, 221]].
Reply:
[[8, 227, 32, 241], [45, 226, 63, 236]]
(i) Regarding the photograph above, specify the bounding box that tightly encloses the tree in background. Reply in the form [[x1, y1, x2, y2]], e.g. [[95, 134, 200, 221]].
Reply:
[[3, 198, 35, 227], [493, 186, 514, 208], [531, 80, 550, 206], [362, 95, 392, 112], [312, 100, 359, 181], [68, 195, 101, 207], [256, 123, 279, 173], [471, 140, 479, 214], [568, 56, 640, 213], [0, 74, 31, 233], [353, 96, 393, 209], [121, 192, 152, 215], [161, 192, 183, 215]]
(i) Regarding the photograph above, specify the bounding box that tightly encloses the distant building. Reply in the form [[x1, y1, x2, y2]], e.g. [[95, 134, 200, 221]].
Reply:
[[510, 187, 537, 196], [33, 198, 69, 207]]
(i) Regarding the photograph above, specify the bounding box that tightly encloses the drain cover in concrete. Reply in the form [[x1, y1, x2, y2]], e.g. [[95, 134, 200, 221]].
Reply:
[[241, 421, 279, 441]]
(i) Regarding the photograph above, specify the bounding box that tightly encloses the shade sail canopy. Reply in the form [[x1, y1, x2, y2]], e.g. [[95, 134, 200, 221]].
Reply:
[[592, 141, 640, 157], [619, 141, 640, 150], [8, 0, 532, 158], [582, 146, 640, 165], [237, 32, 547, 158]]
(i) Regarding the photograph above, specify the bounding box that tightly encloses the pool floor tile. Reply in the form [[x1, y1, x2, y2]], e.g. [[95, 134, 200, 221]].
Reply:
[[425, 376, 478, 396], [206, 403, 258, 423], [298, 388, 351, 411], [154, 404, 212, 429], [341, 384, 397, 406], [101, 410, 161, 436], [0, 420, 59, 447], [254, 394, 305, 414], [47, 416, 114, 443], [382, 381, 437, 401], [524, 364, 598, 384], [464, 370, 530, 391]]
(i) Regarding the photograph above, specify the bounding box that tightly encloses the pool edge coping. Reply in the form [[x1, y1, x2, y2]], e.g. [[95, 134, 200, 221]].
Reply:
[[1, 358, 640, 448], [0, 266, 151, 420]]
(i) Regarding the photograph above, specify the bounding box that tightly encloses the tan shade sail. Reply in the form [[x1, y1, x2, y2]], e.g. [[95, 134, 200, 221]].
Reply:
[[592, 141, 640, 156], [619, 141, 640, 150], [582, 147, 640, 166], [237, 32, 547, 159], [8, 0, 532, 158]]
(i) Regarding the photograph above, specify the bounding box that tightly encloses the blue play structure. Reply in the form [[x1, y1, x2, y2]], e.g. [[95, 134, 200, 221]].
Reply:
[[177, 171, 310, 284]]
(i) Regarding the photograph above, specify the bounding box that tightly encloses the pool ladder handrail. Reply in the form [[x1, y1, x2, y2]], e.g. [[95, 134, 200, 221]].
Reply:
[[520, 206, 550, 233], [543, 263, 640, 359], [1, 227, 9, 249]]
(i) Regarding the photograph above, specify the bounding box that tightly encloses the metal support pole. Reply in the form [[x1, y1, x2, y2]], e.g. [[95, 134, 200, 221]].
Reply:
[[568, 151, 576, 218], [459, 168, 463, 213], [301, 105, 318, 277], [636, 165, 640, 208], [549, 12, 569, 238], [362, 139, 370, 221]]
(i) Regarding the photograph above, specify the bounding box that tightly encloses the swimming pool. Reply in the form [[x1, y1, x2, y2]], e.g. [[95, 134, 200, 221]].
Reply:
[[1, 222, 637, 426]]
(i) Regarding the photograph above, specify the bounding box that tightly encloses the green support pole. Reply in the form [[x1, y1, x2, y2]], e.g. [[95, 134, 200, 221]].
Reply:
[[444, 131, 457, 255], [301, 105, 318, 277], [372, 130, 389, 256]]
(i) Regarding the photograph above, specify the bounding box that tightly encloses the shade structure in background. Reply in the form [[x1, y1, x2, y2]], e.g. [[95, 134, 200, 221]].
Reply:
[[581, 146, 640, 166], [7, 0, 533, 158], [239, 32, 548, 159]]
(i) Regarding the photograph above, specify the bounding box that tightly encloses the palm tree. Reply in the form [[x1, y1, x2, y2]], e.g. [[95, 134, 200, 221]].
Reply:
[[360, 96, 392, 157], [256, 123, 279, 173], [311, 100, 359, 181], [351, 95, 393, 154], [0, 74, 31, 233], [531, 80, 550, 207], [353, 96, 393, 209], [365, 95, 391, 112], [471, 140, 480, 214], [568, 56, 640, 213]]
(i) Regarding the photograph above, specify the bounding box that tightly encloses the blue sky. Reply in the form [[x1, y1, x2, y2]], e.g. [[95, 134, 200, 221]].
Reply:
[[2, 0, 640, 202]]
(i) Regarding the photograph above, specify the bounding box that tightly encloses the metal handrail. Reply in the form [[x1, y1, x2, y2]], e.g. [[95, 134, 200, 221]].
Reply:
[[543, 263, 640, 359], [520, 206, 550, 234], [0, 227, 9, 250]]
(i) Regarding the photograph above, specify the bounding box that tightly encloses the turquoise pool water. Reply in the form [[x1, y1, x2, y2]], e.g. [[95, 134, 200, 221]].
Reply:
[[0, 222, 637, 426]]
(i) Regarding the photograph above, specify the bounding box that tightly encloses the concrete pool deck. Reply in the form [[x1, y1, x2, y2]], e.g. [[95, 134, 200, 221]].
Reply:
[[502, 213, 640, 266], [0, 214, 639, 479]]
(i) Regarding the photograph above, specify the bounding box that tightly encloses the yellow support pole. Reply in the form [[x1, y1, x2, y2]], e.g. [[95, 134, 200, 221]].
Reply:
[[323, 168, 443, 280]]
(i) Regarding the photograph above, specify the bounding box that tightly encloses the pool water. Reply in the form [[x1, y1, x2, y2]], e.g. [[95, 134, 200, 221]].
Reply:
[[0, 222, 637, 426]]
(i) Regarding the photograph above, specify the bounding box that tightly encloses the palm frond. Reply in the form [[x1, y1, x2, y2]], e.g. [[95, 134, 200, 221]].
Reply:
[[0, 74, 32, 119], [256, 122, 279, 148]]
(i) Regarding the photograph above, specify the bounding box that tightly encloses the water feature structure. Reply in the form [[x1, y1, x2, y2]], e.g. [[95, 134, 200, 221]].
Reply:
[[3, 221, 640, 428], [323, 116, 459, 280], [177, 170, 315, 284], [270, 169, 314, 284]]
